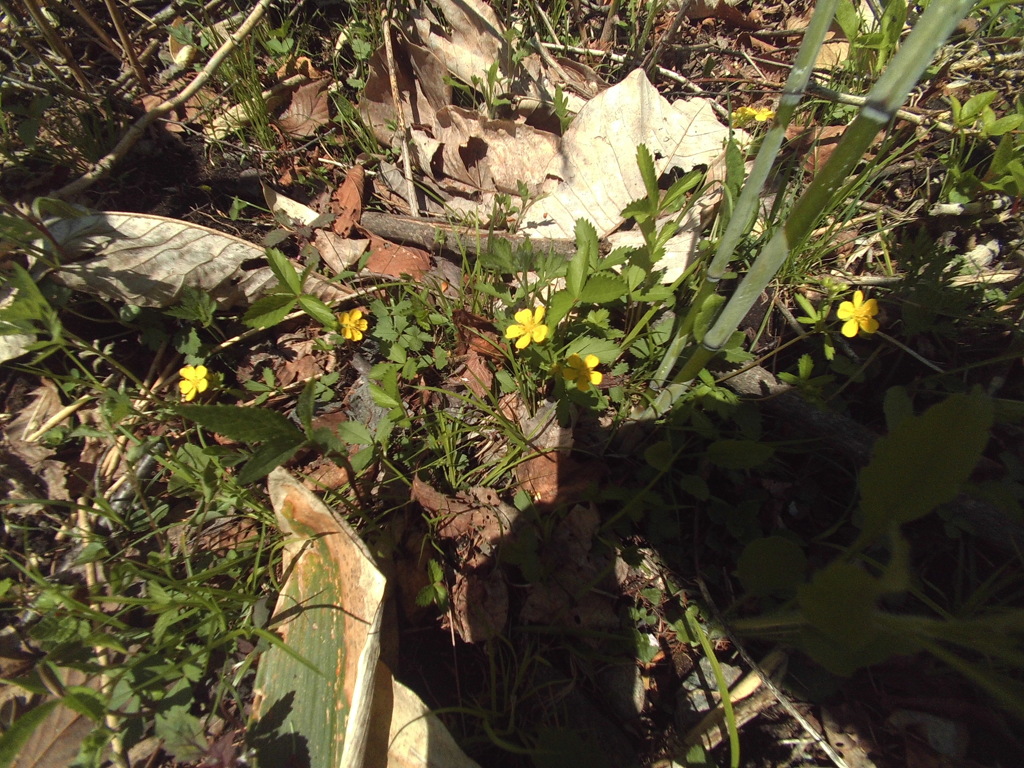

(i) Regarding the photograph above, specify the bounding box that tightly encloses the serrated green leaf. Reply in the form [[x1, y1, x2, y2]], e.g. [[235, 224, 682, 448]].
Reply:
[[568, 220, 597, 299], [296, 294, 336, 328], [368, 382, 402, 410], [238, 434, 307, 485], [737, 537, 807, 597], [578, 274, 628, 304], [177, 404, 304, 443], [859, 390, 994, 538], [575, 218, 598, 266], [545, 288, 576, 328], [798, 561, 880, 648], [637, 144, 659, 204], [243, 293, 297, 329], [335, 421, 373, 446], [297, 379, 316, 432], [266, 247, 302, 295]]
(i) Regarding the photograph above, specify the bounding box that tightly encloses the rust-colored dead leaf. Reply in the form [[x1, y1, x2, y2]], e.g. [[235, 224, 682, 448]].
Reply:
[[278, 77, 331, 138], [276, 54, 323, 81], [364, 234, 431, 279], [449, 567, 508, 643], [331, 165, 366, 236], [411, 478, 518, 643], [456, 349, 493, 399], [453, 308, 504, 360]]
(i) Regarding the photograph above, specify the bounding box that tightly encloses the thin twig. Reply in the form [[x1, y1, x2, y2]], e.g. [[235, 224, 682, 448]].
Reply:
[[20, 0, 95, 93], [382, 8, 419, 218], [102, 0, 151, 91], [52, 0, 274, 200], [642, 0, 692, 73], [66, 0, 122, 58], [540, 41, 731, 119], [696, 578, 851, 768]]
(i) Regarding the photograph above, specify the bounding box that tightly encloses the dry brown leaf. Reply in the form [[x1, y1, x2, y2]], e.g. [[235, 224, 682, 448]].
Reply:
[[331, 165, 366, 236], [449, 567, 508, 643], [364, 235, 431, 279], [278, 78, 331, 138], [277, 54, 322, 81], [518, 69, 736, 241], [456, 350, 493, 399], [359, 40, 451, 147]]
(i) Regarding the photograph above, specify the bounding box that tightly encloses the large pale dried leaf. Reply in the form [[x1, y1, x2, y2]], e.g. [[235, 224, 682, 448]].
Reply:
[[253, 469, 387, 768], [410, 0, 506, 91], [0, 281, 35, 363], [419, 106, 558, 196], [47, 212, 266, 308], [313, 230, 368, 275], [605, 204, 707, 284], [359, 41, 451, 147], [278, 78, 331, 137], [518, 69, 736, 240], [365, 664, 481, 768], [262, 181, 323, 226]]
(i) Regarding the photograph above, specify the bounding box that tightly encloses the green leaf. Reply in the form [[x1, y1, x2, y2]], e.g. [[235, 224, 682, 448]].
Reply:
[[0, 701, 60, 767], [368, 383, 401, 410], [859, 390, 994, 538], [882, 386, 913, 431], [706, 439, 774, 470], [736, 537, 807, 597], [636, 144, 659, 204], [243, 293, 297, 329], [834, 0, 860, 40], [661, 169, 703, 213], [238, 434, 307, 485], [564, 336, 619, 364], [296, 294, 336, 328], [266, 247, 302, 295], [334, 421, 373, 446], [575, 218, 598, 267], [546, 288, 576, 328], [297, 379, 316, 432], [568, 220, 597, 299], [177, 404, 305, 444], [693, 293, 726, 344], [798, 561, 880, 647], [578, 274, 628, 304]]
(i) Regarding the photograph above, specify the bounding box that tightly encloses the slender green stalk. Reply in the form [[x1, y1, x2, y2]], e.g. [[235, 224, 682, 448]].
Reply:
[[652, 0, 977, 406], [650, 0, 838, 389]]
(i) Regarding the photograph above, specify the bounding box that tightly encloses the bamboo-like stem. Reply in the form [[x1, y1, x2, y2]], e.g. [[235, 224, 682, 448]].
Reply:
[[66, 0, 121, 57], [19, 0, 95, 93], [699, 0, 975, 355], [101, 0, 151, 91], [638, 0, 974, 421], [648, 0, 839, 390]]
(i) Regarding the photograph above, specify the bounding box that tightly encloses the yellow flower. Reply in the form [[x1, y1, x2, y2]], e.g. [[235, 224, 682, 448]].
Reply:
[[505, 306, 549, 350], [836, 290, 880, 338], [731, 106, 775, 127], [338, 309, 369, 342], [179, 365, 209, 402], [562, 354, 603, 392]]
